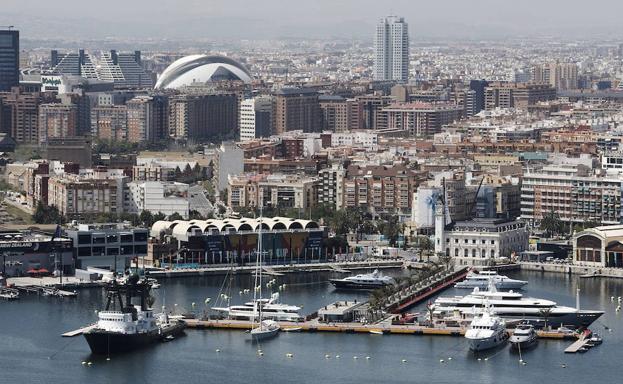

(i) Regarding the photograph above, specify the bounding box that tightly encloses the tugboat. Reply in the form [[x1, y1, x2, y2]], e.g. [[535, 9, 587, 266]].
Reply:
[[83, 274, 186, 354]]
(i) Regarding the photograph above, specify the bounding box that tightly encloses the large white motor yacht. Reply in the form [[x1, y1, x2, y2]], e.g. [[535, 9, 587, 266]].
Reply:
[[212, 292, 303, 321], [465, 305, 508, 351], [454, 270, 527, 290], [433, 283, 603, 329]]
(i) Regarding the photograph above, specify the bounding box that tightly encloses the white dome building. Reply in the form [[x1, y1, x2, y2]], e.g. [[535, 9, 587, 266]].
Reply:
[[154, 54, 252, 89]]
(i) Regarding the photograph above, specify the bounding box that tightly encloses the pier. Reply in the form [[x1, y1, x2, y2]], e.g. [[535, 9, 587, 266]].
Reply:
[[61, 324, 96, 337], [182, 318, 577, 340], [146, 260, 403, 278]]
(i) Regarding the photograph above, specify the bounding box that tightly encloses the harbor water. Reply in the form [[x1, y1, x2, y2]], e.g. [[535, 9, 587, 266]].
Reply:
[[1, 269, 622, 384]]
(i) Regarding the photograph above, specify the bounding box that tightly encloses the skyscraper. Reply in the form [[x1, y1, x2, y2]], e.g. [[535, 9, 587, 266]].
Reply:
[[0, 29, 19, 91], [374, 16, 409, 83]]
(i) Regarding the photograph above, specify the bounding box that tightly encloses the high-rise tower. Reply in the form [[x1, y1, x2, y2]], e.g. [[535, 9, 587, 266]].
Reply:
[[374, 16, 409, 83], [0, 29, 19, 91]]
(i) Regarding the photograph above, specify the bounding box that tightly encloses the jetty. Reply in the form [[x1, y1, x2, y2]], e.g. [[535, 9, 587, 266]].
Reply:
[[147, 259, 403, 278], [15, 285, 77, 298], [182, 318, 577, 340]]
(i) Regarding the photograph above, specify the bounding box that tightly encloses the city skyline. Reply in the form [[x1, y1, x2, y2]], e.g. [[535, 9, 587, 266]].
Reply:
[[3, 0, 623, 40]]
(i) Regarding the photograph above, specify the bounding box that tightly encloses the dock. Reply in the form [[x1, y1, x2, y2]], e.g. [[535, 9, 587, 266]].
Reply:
[[262, 267, 284, 277], [62, 324, 96, 337], [182, 318, 577, 340], [564, 335, 592, 353], [15, 285, 78, 298], [385, 267, 470, 313], [147, 260, 404, 278]]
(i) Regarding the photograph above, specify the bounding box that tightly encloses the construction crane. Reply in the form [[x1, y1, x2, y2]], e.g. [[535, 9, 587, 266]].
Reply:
[[466, 176, 485, 218]]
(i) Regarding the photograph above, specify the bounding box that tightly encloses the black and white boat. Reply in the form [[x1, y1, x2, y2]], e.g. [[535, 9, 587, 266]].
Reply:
[[329, 269, 395, 290], [83, 274, 186, 355], [432, 284, 603, 329], [510, 324, 538, 350]]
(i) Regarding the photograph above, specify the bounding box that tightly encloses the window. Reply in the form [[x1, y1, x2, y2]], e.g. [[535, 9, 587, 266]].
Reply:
[[78, 234, 92, 245], [134, 232, 148, 242]]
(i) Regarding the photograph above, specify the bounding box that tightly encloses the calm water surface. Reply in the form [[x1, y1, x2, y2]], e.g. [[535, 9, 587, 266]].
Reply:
[[1, 269, 622, 384]]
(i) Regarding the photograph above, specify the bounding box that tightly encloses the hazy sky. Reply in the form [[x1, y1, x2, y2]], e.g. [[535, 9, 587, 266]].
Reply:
[[3, 0, 623, 40]]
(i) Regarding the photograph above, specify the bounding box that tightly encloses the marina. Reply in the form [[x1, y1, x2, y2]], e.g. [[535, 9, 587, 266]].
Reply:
[[1, 268, 621, 384]]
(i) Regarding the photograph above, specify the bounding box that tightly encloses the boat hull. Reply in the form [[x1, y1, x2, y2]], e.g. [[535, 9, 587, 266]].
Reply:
[[455, 281, 527, 290], [510, 337, 538, 350], [329, 279, 391, 290], [250, 327, 279, 341], [467, 331, 509, 351], [84, 321, 186, 354]]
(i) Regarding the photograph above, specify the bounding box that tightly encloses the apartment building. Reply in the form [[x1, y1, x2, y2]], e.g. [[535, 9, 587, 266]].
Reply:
[[484, 82, 556, 110], [521, 165, 623, 227], [228, 174, 319, 210], [341, 164, 424, 214], [379, 102, 462, 136]]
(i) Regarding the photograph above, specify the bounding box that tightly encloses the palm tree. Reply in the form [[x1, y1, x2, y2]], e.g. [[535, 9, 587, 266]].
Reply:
[[538, 308, 553, 330]]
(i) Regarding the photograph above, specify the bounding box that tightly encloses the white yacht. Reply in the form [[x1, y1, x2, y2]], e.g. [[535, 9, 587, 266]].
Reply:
[[212, 292, 303, 321], [329, 269, 395, 290], [432, 284, 603, 329], [465, 305, 508, 351], [454, 270, 527, 290], [509, 324, 538, 350], [250, 319, 280, 341]]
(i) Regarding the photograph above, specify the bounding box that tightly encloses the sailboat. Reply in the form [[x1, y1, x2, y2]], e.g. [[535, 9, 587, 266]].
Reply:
[[249, 214, 280, 341]]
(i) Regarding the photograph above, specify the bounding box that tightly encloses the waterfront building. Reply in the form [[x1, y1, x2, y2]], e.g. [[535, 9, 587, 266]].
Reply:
[[573, 225, 623, 268], [272, 88, 320, 134], [0, 229, 73, 277], [435, 200, 528, 265], [0, 29, 19, 91], [239, 96, 272, 142], [521, 165, 623, 227], [148, 217, 325, 267], [125, 181, 190, 219], [65, 223, 148, 271], [374, 16, 409, 82]]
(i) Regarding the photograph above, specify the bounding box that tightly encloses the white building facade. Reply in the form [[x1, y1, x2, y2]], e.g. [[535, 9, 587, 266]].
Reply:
[[126, 181, 190, 218]]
